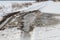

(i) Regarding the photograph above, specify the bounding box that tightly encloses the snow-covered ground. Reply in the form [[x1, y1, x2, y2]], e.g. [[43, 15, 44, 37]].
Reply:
[[0, 27, 21, 40], [0, 1, 60, 40], [0, 1, 34, 16], [0, 1, 60, 16], [31, 23, 60, 40]]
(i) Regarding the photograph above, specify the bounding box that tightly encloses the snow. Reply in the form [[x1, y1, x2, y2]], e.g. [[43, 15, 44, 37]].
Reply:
[[0, 27, 21, 40], [40, 1, 60, 14], [31, 23, 60, 40], [0, 1, 60, 40], [0, 1, 35, 16], [1, 1, 60, 16], [24, 1, 60, 14]]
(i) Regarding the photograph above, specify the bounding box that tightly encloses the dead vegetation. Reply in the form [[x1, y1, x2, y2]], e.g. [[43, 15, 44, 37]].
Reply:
[[12, 2, 32, 10], [30, 13, 60, 27], [1, 10, 60, 33]]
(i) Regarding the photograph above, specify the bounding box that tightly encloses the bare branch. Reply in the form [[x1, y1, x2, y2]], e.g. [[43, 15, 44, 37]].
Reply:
[[0, 10, 39, 29]]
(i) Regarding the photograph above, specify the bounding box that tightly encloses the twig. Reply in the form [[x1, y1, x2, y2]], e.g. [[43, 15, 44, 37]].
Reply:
[[0, 16, 13, 29]]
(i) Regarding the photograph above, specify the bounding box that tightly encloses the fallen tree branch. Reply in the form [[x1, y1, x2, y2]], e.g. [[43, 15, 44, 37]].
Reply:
[[1, 9, 60, 30], [0, 16, 13, 29], [0, 10, 39, 29]]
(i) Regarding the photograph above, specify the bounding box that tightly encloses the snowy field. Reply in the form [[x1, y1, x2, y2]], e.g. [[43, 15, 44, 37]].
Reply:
[[0, 1, 60, 40]]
